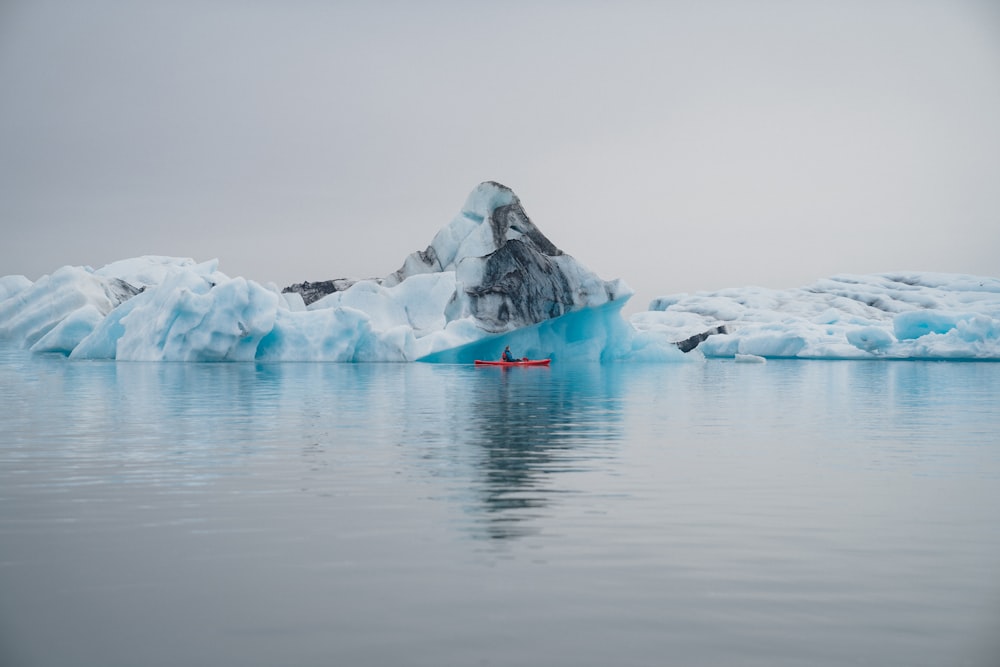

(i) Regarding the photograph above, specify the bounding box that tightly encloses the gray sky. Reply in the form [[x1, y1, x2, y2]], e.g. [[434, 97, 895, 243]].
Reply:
[[2, 0, 999, 311]]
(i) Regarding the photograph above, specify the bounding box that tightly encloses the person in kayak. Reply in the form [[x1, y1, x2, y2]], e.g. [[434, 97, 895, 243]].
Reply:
[[502, 345, 525, 362]]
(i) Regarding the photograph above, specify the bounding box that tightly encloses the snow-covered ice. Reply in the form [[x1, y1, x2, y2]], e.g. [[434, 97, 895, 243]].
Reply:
[[636, 273, 1000, 360]]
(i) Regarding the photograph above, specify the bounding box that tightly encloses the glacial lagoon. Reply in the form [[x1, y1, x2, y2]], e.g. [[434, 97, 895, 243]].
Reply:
[[1, 345, 998, 666]]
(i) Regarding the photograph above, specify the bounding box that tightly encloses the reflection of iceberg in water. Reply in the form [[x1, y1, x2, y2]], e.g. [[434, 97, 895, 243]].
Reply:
[[454, 365, 626, 541], [60, 356, 629, 542]]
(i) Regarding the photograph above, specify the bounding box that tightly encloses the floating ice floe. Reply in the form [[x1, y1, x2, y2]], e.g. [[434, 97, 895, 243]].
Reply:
[[636, 273, 1000, 360]]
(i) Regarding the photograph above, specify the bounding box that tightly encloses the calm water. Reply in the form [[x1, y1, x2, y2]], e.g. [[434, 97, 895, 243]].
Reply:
[[1, 344, 998, 667]]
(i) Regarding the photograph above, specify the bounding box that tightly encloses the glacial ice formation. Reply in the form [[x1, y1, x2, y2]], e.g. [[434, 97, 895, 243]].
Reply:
[[287, 180, 629, 332], [636, 273, 1000, 360], [0, 182, 658, 363], [2, 182, 998, 362]]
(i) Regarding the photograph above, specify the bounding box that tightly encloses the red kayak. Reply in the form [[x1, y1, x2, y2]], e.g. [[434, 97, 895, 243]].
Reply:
[[474, 359, 551, 367]]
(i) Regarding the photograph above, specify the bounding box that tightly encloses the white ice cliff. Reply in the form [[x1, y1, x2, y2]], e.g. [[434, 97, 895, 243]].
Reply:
[[635, 273, 1000, 360]]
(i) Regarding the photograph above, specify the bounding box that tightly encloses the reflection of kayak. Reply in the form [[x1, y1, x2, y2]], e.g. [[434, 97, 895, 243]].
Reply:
[[474, 359, 551, 367]]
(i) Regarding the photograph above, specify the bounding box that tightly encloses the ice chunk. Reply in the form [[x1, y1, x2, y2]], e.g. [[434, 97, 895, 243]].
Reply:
[[418, 300, 689, 364], [955, 315, 1000, 343], [94, 256, 209, 287], [893, 310, 964, 340], [257, 306, 405, 362], [279, 290, 307, 312], [0, 275, 32, 302], [0, 266, 125, 347], [846, 326, 895, 353], [70, 294, 143, 360], [114, 272, 279, 361], [30, 304, 105, 355], [737, 331, 806, 358], [643, 272, 1000, 360]]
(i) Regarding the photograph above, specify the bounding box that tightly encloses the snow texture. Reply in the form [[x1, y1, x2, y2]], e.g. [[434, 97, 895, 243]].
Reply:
[[638, 273, 1000, 360]]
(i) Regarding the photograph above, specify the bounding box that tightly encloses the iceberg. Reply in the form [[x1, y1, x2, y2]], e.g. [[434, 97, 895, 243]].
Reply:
[[0, 275, 32, 302], [2, 182, 998, 362], [638, 273, 1000, 360], [0, 265, 141, 349], [1, 182, 676, 363]]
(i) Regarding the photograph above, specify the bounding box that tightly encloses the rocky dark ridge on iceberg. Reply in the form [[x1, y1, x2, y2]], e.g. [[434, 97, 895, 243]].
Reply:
[[281, 278, 360, 306], [382, 181, 562, 284], [284, 181, 629, 334], [106, 277, 144, 304], [462, 238, 574, 332]]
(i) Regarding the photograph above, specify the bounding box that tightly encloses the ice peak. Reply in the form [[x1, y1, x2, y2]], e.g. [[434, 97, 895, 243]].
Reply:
[[460, 181, 517, 222], [385, 181, 563, 287], [375, 182, 623, 333]]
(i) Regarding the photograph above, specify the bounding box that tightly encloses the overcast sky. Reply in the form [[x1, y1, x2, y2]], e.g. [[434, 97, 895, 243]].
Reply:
[[1, 0, 998, 311]]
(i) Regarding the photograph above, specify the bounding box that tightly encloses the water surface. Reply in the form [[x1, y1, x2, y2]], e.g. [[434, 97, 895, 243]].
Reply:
[[1, 346, 998, 666]]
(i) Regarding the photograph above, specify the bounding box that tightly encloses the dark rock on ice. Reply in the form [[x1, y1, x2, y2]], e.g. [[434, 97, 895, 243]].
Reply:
[[673, 325, 728, 353], [282, 278, 362, 306], [465, 239, 573, 330], [105, 277, 143, 306]]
